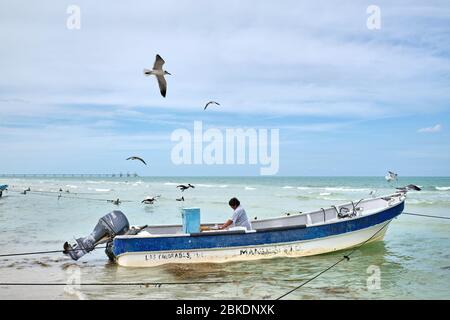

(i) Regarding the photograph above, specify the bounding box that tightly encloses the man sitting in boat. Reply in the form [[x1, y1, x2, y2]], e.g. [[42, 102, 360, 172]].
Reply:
[[216, 197, 252, 231]]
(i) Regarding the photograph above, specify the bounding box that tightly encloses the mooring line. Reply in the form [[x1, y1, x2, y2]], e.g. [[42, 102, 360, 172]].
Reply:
[[25, 190, 100, 196], [0, 280, 236, 287], [275, 220, 392, 300], [403, 212, 450, 220], [0, 246, 107, 258], [7, 189, 133, 203]]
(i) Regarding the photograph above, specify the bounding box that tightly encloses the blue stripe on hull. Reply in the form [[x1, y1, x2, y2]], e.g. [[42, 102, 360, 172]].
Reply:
[[113, 201, 404, 256]]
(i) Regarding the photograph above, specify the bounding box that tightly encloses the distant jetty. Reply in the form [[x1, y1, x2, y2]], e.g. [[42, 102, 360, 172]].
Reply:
[[0, 173, 139, 178]]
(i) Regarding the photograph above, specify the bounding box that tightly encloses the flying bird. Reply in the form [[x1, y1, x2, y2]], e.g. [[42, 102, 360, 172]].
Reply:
[[385, 171, 398, 182], [176, 196, 185, 201], [396, 184, 422, 192], [176, 184, 195, 192], [126, 156, 147, 165], [142, 195, 160, 204], [144, 54, 171, 97], [204, 101, 220, 110]]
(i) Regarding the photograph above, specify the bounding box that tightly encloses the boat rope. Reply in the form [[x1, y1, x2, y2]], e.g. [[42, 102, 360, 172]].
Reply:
[[403, 212, 450, 220], [275, 219, 391, 300], [6, 189, 133, 203], [0, 246, 107, 258], [24, 190, 99, 196], [0, 280, 237, 287]]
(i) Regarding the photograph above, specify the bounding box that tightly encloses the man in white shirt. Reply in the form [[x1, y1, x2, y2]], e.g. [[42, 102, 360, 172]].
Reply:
[[217, 197, 252, 231]]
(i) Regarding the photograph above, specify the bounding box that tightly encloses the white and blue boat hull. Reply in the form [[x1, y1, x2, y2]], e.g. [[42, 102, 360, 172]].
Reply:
[[112, 195, 405, 267]]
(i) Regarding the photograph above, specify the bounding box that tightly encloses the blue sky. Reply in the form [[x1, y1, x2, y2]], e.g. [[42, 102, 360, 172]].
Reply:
[[0, 0, 449, 176]]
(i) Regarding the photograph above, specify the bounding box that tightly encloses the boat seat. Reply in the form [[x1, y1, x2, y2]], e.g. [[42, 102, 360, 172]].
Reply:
[[190, 229, 247, 237], [229, 226, 248, 232]]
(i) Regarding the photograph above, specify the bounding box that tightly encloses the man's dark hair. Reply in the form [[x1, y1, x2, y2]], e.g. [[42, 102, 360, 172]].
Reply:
[[229, 197, 240, 207]]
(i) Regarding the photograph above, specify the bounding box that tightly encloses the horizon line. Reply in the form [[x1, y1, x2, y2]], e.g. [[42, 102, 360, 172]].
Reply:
[[1, 174, 449, 178]]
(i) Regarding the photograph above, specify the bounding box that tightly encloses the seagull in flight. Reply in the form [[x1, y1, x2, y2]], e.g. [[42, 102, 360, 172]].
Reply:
[[396, 184, 422, 192], [176, 184, 195, 192], [142, 195, 160, 204], [204, 101, 220, 110], [385, 171, 398, 182], [126, 156, 147, 165], [144, 54, 171, 97]]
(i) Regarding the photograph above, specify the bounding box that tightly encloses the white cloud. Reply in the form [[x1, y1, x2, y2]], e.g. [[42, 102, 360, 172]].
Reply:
[[1, 0, 450, 120], [1, 0, 450, 175], [418, 124, 442, 133]]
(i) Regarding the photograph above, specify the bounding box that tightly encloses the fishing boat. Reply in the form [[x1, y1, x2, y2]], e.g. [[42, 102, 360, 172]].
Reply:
[[64, 192, 406, 267]]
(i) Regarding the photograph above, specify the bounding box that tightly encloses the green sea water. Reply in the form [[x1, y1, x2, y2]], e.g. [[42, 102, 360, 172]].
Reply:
[[0, 176, 449, 299]]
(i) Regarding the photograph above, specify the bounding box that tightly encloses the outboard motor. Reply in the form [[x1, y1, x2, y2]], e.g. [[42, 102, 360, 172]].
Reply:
[[63, 210, 129, 261]]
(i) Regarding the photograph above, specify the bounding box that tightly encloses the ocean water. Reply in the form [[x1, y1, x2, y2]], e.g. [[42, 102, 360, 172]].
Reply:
[[0, 176, 449, 300]]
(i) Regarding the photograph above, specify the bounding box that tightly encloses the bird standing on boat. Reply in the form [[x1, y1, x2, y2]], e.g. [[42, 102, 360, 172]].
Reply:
[[204, 101, 220, 110], [385, 171, 398, 182], [126, 156, 147, 165], [176, 184, 195, 192], [143, 54, 171, 98]]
